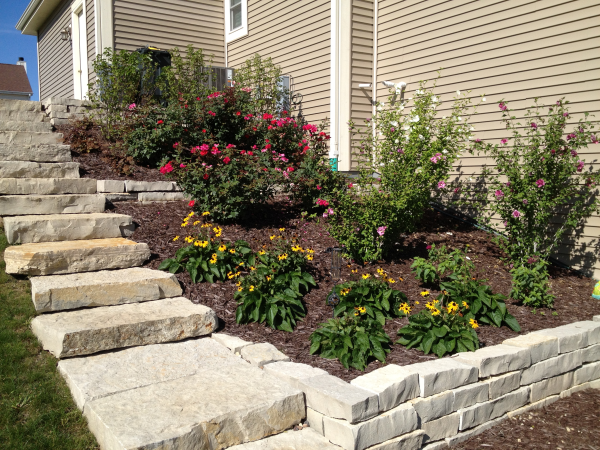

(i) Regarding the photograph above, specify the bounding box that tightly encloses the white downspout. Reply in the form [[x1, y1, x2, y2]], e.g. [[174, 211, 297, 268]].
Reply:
[[329, 0, 339, 167], [372, 0, 378, 134]]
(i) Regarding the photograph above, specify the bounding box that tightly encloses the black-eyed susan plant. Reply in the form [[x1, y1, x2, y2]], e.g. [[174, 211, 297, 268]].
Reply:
[[309, 313, 391, 371], [234, 229, 316, 332], [159, 211, 253, 282]]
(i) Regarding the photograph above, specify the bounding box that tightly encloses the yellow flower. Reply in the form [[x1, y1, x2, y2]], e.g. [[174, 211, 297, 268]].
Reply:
[[307, 248, 315, 254], [279, 228, 285, 231], [447, 301, 459, 314], [227, 272, 234, 279], [355, 311, 360, 316], [431, 309, 441, 316], [442, 290, 449, 295], [173, 236, 179, 241], [278, 253, 288, 261], [351, 269, 358, 273], [340, 288, 351, 296], [218, 244, 226, 252], [238, 287, 243, 292], [362, 274, 371, 279], [188, 212, 195, 217], [266, 276, 272, 281], [238, 262, 244, 266], [307, 255, 314, 261], [399, 302, 411, 315], [270, 235, 276, 240], [377, 268, 385, 275], [212, 253, 217, 259], [469, 318, 479, 329], [399, 277, 404, 282], [420, 291, 430, 297], [181, 223, 187, 227], [462, 301, 469, 309], [388, 278, 396, 284], [229, 249, 236, 254], [201, 240, 208, 248], [193, 221, 200, 226], [415, 301, 420, 305], [249, 285, 255, 292], [201, 223, 210, 228], [202, 211, 210, 216], [250, 266, 256, 271], [213, 227, 222, 237], [258, 250, 266, 255], [194, 241, 201, 247]]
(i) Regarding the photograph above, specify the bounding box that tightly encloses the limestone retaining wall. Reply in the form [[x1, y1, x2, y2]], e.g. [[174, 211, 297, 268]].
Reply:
[[215, 316, 600, 450], [41, 97, 93, 126], [97, 180, 190, 205]]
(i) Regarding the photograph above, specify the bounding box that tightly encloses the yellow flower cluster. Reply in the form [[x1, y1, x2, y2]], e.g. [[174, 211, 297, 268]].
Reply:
[[469, 318, 479, 329], [462, 301, 469, 309], [173, 236, 179, 241], [354, 306, 366, 316], [420, 291, 430, 297], [194, 240, 208, 248], [202, 211, 210, 216], [398, 302, 411, 315], [278, 253, 288, 261], [362, 274, 371, 279], [227, 271, 240, 279], [291, 245, 305, 253], [209, 253, 218, 264], [201, 223, 211, 228], [340, 288, 351, 296], [446, 301, 459, 314], [181, 212, 195, 227], [218, 244, 227, 252], [213, 227, 223, 238]]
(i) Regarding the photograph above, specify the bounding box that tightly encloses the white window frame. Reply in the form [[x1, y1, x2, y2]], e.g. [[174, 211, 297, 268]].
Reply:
[[71, 0, 88, 99], [225, 0, 248, 43]]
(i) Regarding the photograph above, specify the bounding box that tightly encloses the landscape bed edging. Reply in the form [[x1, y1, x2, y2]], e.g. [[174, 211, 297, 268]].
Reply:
[[96, 179, 191, 205], [213, 315, 600, 450]]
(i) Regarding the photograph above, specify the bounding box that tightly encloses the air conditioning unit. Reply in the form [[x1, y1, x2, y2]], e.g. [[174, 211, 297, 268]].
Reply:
[[208, 67, 234, 91]]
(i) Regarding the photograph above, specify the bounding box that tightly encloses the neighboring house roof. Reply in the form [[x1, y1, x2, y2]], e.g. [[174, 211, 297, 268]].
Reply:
[[0, 64, 33, 95]]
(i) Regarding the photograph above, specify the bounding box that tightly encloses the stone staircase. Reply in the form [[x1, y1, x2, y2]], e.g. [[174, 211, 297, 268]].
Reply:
[[0, 98, 317, 450]]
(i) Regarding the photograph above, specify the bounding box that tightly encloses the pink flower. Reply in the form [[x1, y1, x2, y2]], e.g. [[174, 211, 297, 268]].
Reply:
[[188, 200, 195, 207], [512, 210, 521, 218], [495, 189, 504, 199], [348, 183, 353, 189], [454, 187, 460, 193], [316, 198, 329, 207], [377, 226, 387, 237], [577, 160, 585, 172], [536, 179, 545, 188], [128, 103, 136, 110], [173, 142, 179, 148], [316, 185, 322, 190], [499, 102, 508, 111], [203, 173, 209, 180], [159, 162, 174, 174], [527, 257, 536, 264], [179, 163, 186, 168], [501, 139, 508, 145], [208, 111, 216, 116], [523, 199, 528, 204], [475, 138, 482, 143], [302, 124, 318, 133], [563, 112, 569, 117], [531, 123, 537, 129], [223, 157, 231, 164], [437, 181, 446, 189], [571, 150, 578, 157], [262, 113, 273, 120], [426, 245, 432, 250], [287, 167, 294, 172]]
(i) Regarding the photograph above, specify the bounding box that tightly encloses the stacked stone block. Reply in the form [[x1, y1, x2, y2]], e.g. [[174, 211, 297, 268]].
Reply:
[[41, 97, 93, 126], [97, 179, 189, 204]]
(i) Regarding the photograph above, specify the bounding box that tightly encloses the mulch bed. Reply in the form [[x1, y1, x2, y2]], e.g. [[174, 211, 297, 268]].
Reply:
[[456, 389, 600, 450], [73, 151, 171, 182], [108, 198, 600, 382]]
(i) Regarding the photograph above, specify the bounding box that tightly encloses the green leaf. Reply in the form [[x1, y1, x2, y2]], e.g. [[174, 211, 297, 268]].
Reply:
[[446, 338, 456, 353], [433, 327, 447, 338], [422, 331, 435, 354], [433, 341, 447, 358], [488, 309, 503, 327], [461, 338, 475, 352], [503, 313, 521, 332], [158, 259, 173, 270]]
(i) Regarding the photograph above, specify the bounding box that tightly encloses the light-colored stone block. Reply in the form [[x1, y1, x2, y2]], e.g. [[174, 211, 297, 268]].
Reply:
[[263, 361, 328, 387], [421, 440, 449, 450], [0, 161, 80, 179], [298, 374, 379, 424], [322, 403, 418, 450], [105, 192, 137, 202], [240, 342, 290, 366], [581, 344, 600, 363], [0, 194, 105, 216], [409, 390, 454, 423], [366, 430, 425, 450], [3, 213, 135, 244], [446, 415, 507, 447], [503, 333, 558, 365], [530, 371, 574, 403], [4, 238, 150, 276], [31, 297, 217, 358], [574, 361, 600, 385], [0, 143, 71, 162], [485, 371, 521, 399], [307, 407, 325, 435], [0, 130, 62, 145], [459, 387, 529, 430], [0, 177, 95, 195], [30, 267, 182, 312], [125, 180, 178, 192], [227, 428, 342, 450], [211, 333, 253, 354], [507, 394, 559, 417], [532, 324, 590, 354], [452, 382, 489, 410], [520, 350, 582, 386], [350, 364, 419, 412], [404, 359, 478, 397], [594, 315, 600, 322], [453, 344, 531, 378], [97, 180, 124, 193], [138, 191, 186, 202], [560, 382, 591, 399], [571, 321, 600, 345], [421, 413, 459, 443]]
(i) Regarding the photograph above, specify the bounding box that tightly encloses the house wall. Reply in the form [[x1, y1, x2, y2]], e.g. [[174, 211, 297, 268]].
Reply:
[[87, 0, 96, 86], [113, 0, 225, 65], [38, 0, 75, 100], [376, 0, 600, 278], [227, 0, 331, 126]]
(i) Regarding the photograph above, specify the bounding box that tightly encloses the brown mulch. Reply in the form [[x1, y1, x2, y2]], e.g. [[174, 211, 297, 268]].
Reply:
[[73, 151, 171, 182], [109, 198, 600, 382], [456, 389, 600, 450]]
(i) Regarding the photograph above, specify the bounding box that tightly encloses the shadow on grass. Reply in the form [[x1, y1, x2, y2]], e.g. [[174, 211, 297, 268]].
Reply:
[[0, 227, 98, 450]]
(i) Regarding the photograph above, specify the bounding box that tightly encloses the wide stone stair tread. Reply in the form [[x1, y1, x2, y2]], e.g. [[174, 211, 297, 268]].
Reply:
[[30, 267, 182, 312], [57, 338, 305, 449], [3, 237, 150, 275], [0, 161, 80, 179], [0, 110, 47, 122], [0, 178, 96, 195], [31, 297, 217, 358], [0, 194, 105, 216], [0, 99, 42, 112], [0, 144, 72, 162], [0, 130, 63, 146], [3, 213, 134, 244], [228, 428, 342, 449], [0, 121, 53, 133]]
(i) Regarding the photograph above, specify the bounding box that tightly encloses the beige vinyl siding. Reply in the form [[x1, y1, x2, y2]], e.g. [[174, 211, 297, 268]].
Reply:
[[227, 0, 331, 126], [376, 0, 600, 277], [38, 0, 74, 100], [113, 0, 225, 65], [350, 0, 373, 169], [86, 0, 96, 86]]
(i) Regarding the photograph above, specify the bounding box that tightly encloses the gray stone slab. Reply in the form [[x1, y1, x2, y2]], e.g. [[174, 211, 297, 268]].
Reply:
[[453, 345, 531, 378], [1, 120, 53, 132], [227, 428, 342, 450], [30, 267, 182, 312], [446, 415, 507, 447], [4, 238, 150, 276], [485, 371, 521, 399], [452, 382, 489, 410], [31, 297, 217, 358], [306, 407, 324, 435], [530, 371, 574, 403], [421, 413, 459, 443], [422, 441, 449, 450], [0, 178, 96, 195], [0, 99, 42, 111], [350, 364, 419, 412], [581, 343, 600, 363], [594, 315, 600, 322], [263, 361, 328, 387], [0, 130, 62, 145], [409, 390, 454, 423], [503, 333, 558, 365], [520, 351, 582, 386], [507, 395, 559, 418], [298, 374, 379, 424], [458, 387, 529, 431], [0, 161, 80, 179], [532, 324, 590, 354], [364, 430, 424, 450], [97, 180, 124, 193], [3, 213, 134, 244], [404, 359, 479, 397], [83, 354, 304, 450], [125, 180, 178, 192], [0, 194, 105, 216], [211, 333, 253, 354], [574, 361, 600, 385], [105, 193, 138, 202], [0, 144, 72, 162], [240, 342, 290, 366], [138, 191, 186, 202]]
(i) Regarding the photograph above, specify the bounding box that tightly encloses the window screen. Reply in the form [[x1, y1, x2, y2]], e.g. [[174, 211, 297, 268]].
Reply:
[[231, 0, 242, 30]]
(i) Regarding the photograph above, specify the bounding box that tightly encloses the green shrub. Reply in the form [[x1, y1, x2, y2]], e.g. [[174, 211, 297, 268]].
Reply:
[[411, 244, 474, 285], [310, 314, 391, 371], [509, 259, 554, 308]]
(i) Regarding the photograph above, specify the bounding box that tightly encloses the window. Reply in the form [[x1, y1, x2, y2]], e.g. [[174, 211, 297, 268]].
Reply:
[[225, 0, 248, 43]]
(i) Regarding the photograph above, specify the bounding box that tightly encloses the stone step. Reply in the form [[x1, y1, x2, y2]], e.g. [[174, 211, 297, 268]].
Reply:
[[0, 194, 105, 216], [3, 238, 150, 276], [0, 144, 72, 162], [0, 131, 62, 146], [57, 338, 304, 448], [31, 297, 218, 358], [0, 161, 80, 179], [0, 110, 46, 122], [0, 99, 42, 112], [228, 428, 342, 450], [30, 268, 182, 313], [0, 178, 95, 195], [3, 213, 134, 244], [0, 121, 53, 133]]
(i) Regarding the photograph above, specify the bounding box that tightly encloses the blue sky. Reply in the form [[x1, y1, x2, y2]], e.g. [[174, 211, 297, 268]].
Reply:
[[1, 1, 39, 100]]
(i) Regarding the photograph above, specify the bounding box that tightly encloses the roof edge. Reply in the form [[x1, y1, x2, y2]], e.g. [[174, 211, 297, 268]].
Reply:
[[16, 0, 63, 36]]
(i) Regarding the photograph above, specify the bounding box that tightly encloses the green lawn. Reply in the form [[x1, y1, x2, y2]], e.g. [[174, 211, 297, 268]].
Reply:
[[0, 227, 98, 449]]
